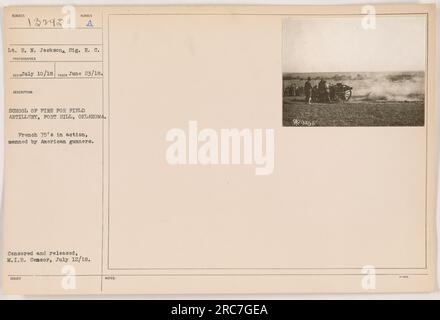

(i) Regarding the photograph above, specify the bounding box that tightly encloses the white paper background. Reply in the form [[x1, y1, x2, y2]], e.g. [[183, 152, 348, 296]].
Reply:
[[0, 0, 438, 300]]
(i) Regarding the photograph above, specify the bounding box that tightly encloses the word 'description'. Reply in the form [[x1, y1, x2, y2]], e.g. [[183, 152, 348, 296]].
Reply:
[[166, 121, 275, 175]]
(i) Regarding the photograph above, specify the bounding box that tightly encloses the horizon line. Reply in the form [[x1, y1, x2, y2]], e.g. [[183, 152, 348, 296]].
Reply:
[[283, 70, 425, 74]]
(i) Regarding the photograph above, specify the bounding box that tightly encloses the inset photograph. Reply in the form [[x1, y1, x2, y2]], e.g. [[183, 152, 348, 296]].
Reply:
[[282, 16, 426, 127]]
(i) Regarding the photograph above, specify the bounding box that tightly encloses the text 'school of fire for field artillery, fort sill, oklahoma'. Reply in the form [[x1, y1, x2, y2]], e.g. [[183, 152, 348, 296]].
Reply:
[[2, 4, 437, 294]]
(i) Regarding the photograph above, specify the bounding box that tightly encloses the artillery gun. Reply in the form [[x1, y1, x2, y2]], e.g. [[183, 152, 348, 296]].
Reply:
[[329, 83, 352, 102], [311, 82, 352, 103]]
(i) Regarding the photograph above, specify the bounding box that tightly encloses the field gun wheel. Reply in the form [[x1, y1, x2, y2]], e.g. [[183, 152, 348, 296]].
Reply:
[[344, 89, 352, 101]]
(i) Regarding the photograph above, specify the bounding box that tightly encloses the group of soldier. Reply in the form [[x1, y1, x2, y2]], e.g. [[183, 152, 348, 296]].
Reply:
[[304, 77, 331, 104], [284, 77, 332, 104]]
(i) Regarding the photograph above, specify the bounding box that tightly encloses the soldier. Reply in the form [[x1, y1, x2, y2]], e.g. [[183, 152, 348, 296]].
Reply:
[[329, 84, 336, 101], [325, 81, 331, 102], [304, 77, 312, 104], [318, 78, 330, 103], [318, 78, 325, 102], [312, 85, 318, 102]]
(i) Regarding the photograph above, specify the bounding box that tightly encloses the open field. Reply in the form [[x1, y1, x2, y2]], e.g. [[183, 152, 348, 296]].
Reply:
[[283, 96, 424, 127]]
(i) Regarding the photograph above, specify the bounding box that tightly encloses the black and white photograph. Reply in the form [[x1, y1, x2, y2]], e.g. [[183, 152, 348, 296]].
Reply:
[[282, 16, 427, 127]]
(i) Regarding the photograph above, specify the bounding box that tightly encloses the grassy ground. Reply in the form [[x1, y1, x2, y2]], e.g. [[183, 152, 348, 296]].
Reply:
[[283, 96, 425, 127]]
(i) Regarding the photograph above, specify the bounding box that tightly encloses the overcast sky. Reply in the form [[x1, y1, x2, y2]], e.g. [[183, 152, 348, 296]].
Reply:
[[282, 15, 426, 73]]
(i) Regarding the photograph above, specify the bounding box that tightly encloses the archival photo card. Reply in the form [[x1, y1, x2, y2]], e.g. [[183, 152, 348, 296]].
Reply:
[[2, 4, 437, 295]]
